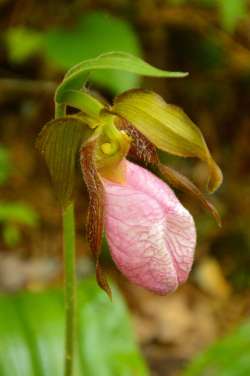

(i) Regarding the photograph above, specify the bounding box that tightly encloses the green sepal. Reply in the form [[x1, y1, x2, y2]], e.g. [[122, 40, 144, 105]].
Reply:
[[55, 51, 188, 104], [113, 89, 223, 193], [36, 116, 94, 207]]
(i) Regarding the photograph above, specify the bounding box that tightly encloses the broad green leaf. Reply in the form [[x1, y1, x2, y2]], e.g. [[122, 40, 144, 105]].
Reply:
[[182, 320, 250, 376], [0, 296, 35, 376], [15, 290, 82, 376], [56, 51, 188, 104], [36, 116, 93, 206], [45, 11, 142, 93], [0, 279, 149, 376], [113, 89, 222, 192], [77, 279, 149, 376]]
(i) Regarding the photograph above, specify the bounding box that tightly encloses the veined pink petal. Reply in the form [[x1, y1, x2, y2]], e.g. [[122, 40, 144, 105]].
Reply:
[[103, 160, 196, 295]]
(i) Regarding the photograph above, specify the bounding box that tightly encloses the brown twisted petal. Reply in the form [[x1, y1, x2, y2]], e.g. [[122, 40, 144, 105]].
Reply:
[[157, 163, 221, 226], [80, 140, 112, 298]]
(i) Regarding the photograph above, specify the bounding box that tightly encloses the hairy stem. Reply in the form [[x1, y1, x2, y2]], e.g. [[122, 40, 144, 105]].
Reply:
[[55, 102, 76, 376]]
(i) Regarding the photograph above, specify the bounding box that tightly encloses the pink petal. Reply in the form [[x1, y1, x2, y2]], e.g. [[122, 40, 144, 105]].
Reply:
[[102, 160, 196, 295]]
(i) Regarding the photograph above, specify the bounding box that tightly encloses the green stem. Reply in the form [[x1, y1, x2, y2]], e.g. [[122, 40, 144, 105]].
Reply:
[[63, 202, 76, 376], [55, 102, 76, 376]]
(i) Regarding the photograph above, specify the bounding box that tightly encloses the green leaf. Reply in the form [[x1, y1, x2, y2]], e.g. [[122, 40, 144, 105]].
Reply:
[[182, 320, 250, 376], [77, 280, 148, 375], [0, 296, 35, 376], [218, 0, 247, 33], [0, 202, 38, 226], [16, 290, 83, 376], [5, 27, 43, 63], [3, 223, 21, 247], [45, 11, 142, 93], [0, 279, 149, 376], [0, 202, 38, 247], [56, 51, 188, 104], [113, 89, 222, 192], [36, 116, 94, 206]]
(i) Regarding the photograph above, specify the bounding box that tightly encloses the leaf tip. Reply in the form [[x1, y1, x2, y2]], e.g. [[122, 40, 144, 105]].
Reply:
[[96, 263, 113, 300], [208, 160, 223, 194], [180, 71, 189, 77]]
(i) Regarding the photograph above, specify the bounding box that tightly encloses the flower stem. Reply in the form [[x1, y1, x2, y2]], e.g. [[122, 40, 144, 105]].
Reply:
[[55, 102, 76, 376], [63, 202, 76, 376]]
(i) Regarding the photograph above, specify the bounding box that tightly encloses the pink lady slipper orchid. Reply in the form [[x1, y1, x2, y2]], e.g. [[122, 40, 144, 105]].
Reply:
[[103, 160, 196, 295], [78, 104, 222, 298], [37, 87, 222, 298]]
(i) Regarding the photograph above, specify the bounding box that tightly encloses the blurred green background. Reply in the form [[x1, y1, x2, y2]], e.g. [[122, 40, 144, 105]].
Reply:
[[0, 1, 250, 375]]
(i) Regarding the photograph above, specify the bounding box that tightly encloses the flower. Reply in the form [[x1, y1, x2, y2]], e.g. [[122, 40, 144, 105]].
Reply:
[[37, 87, 222, 297], [103, 160, 196, 294]]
